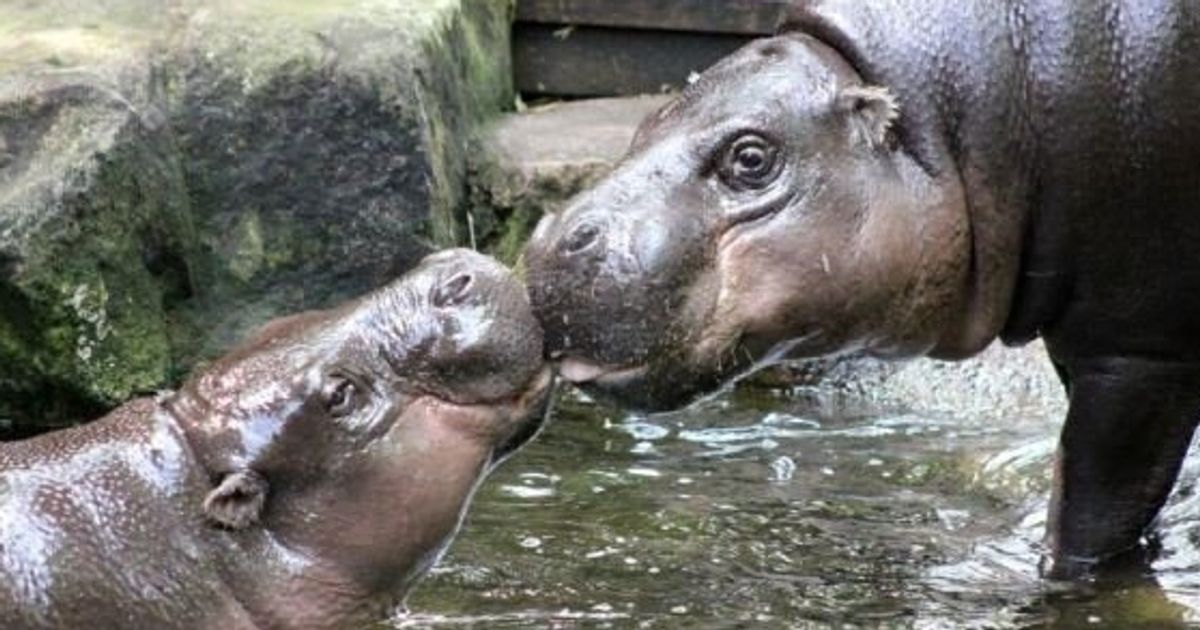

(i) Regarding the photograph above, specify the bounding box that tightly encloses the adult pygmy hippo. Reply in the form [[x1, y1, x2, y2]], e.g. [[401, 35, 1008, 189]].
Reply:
[[524, 0, 1200, 579], [0, 249, 552, 629]]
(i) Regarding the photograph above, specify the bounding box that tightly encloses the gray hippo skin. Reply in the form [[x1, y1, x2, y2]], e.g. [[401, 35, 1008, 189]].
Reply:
[[0, 249, 552, 628], [523, 0, 1200, 578]]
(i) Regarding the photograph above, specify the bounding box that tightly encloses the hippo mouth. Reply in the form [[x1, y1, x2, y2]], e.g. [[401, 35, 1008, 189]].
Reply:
[[491, 367, 556, 463], [558, 358, 649, 386], [556, 357, 670, 407], [556, 343, 756, 412]]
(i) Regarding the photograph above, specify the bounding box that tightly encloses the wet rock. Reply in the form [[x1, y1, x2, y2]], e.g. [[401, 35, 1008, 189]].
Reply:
[[169, 0, 516, 361], [0, 65, 194, 431], [764, 341, 1067, 419], [0, 0, 515, 431]]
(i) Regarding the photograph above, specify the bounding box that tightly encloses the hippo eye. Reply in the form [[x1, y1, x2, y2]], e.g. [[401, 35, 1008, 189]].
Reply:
[[719, 134, 781, 191], [324, 376, 360, 417]]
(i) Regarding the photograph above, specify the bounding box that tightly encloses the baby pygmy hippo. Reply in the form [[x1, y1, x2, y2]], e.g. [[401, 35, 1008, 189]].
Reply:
[[0, 249, 552, 629]]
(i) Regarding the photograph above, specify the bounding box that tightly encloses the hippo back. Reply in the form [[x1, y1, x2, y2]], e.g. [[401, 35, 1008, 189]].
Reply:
[[0, 399, 248, 629], [786, 0, 1200, 360]]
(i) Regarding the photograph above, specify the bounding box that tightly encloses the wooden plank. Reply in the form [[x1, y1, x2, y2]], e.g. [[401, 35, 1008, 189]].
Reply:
[[516, 0, 789, 35], [514, 24, 756, 97]]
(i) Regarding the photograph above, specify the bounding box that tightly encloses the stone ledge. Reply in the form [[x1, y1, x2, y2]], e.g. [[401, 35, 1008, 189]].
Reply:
[[468, 94, 669, 263]]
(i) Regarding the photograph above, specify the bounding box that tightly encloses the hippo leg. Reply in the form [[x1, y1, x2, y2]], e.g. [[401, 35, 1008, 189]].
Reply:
[[1044, 357, 1200, 579]]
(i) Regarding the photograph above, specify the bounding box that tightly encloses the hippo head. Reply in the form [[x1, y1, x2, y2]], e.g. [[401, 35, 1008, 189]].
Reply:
[[524, 34, 971, 411], [165, 249, 551, 612]]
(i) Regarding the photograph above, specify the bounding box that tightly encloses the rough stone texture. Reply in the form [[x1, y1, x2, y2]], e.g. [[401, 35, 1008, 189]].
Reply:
[[0, 0, 514, 431], [772, 341, 1066, 419], [167, 0, 516, 362], [469, 95, 669, 263], [0, 67, 195, 431]]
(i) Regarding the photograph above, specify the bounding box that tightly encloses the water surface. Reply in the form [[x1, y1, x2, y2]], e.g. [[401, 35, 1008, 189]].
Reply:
[[402, 347, 1200, 629]]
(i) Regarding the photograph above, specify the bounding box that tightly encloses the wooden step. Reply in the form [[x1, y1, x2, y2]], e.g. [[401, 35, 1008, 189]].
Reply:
[[513, 0, 789, 98], [516, 0, 788, 35]]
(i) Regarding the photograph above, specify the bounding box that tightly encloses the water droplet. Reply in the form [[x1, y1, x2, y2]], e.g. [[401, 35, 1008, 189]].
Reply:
[[770, 456, 796, 481], [936, 509, 970, 531], [501, 485, 556, 499], [631, 441, 656, 454], [628, 467, 661, 478], [619, 420, 670, 441], [761, 412, 821, 428]]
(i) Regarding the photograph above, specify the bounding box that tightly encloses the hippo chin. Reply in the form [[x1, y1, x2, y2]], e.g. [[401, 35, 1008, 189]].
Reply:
[[0, 249, 552, 629], [525, 1, 1200, 578]]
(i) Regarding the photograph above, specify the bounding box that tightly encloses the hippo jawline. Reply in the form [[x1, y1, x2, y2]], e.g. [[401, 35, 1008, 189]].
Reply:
[[488, 367, 556, 464]]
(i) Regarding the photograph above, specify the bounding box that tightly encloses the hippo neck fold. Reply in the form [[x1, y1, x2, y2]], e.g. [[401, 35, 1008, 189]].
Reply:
[[158, 392, 375, 626], [783, 0, 1044, 357]]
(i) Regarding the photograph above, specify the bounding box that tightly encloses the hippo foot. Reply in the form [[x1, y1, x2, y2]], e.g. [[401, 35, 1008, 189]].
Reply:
[[1043, 356, 1200, 583], [1040, 536, 1162, 582]]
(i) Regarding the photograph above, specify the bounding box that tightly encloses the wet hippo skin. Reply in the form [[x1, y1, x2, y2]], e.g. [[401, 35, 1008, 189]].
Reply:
[[523, 0, 1200, 579], [0, 249, 553, 629]]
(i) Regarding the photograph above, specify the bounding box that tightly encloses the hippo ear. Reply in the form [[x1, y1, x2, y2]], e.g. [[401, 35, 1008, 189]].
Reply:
[[838, 85, 900, 150], [203, 469, 268, 529]]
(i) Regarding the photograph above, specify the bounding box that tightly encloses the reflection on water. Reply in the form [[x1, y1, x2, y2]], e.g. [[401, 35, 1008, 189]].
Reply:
[[400, 344, 1200, 628]]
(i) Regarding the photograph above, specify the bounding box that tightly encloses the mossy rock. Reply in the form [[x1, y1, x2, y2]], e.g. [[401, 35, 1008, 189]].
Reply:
[[0, 0, 515, 432], [0, 67, 195, 431], [167, 0, 515, 362]]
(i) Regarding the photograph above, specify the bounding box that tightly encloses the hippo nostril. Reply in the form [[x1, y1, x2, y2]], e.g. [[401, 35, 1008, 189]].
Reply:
[[531, 211, 559, 243], [433, 272, 474, 308], [562, 223, 601, 255]]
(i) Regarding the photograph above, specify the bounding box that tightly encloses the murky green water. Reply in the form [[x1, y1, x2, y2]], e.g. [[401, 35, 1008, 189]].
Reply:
[[400, 351, 1200, 629]]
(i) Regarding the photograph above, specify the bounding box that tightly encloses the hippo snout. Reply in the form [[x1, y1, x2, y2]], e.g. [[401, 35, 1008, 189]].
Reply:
[[419, 247, 512, 305], [526, 209, 610, 273], [394, 248, 548, 408], [524, 173, 716, 411], [432, 269, 475, 308], [558, 218, 605, 256]]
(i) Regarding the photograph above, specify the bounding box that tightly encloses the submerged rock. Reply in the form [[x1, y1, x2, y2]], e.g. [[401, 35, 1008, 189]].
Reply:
[[0, 0, 515, 431], [763, 341, 1067, 419]]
